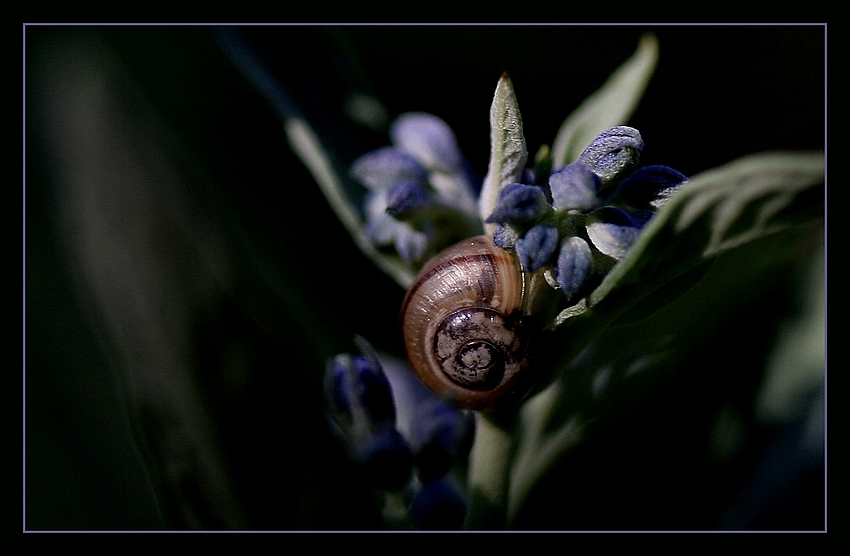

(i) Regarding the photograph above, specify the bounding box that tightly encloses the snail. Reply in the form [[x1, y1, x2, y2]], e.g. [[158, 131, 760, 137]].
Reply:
[[401, 235, 559, 411]]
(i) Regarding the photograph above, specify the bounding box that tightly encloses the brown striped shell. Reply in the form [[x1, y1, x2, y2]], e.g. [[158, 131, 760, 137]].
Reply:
[[401, 235, 542, 410]]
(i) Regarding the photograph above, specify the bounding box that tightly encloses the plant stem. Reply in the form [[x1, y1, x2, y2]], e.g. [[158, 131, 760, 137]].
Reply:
[[463, 409, 518, 529]]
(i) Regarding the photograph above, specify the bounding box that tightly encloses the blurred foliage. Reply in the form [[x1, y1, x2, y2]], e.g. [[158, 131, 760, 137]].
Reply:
[[25, 24, 824, 531]]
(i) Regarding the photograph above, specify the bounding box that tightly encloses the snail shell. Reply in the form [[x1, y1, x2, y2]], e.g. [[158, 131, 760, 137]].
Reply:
[[401, 235, 548, 411]]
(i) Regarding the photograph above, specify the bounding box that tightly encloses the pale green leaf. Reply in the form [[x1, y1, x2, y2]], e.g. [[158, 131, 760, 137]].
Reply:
[[479, 73, 528, 233], [550, 33, 659, 168]]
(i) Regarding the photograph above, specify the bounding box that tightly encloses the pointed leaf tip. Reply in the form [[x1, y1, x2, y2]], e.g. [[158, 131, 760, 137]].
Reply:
[[479, 73, 528, 229]]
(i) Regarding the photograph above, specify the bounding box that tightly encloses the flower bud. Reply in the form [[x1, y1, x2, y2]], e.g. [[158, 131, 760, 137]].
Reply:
[[409, 403, 475, 484], [548, 161, 601, 212], [393, 222, 431, 264], [614, 164, 688, 209], [325, 339, 415, 491], [492, 223, 520, 250], [390, 112, 463, 173], [485, 183, 552, 224], [585, 206, 643, 260], [363, 191, 397, 246], [579, 126, 643, 186], [350, 146, 429, 190], [325, 353, 396, 428], [385, 181, 433, 218], [555, 236, 594, 302], [515, 224, 559, 272]]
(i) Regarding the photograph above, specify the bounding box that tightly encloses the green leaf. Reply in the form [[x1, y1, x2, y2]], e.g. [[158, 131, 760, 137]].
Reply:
[[479, 73, 528, 233], [552, 151, 825, 330], [504, 151, 824, 524], [550, 33, 659, 168]]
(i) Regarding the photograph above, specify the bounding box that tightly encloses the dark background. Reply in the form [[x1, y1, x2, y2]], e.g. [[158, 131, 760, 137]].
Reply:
[[24, 24, 825, 531]]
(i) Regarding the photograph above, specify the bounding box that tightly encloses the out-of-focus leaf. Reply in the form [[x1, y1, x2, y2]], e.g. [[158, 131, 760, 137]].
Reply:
[[479, 73, 528, 234], [755, 244, 824, 424], [215, 27, 417, 290], [550, 33, 658, 168], [285, 119, 416, 288]]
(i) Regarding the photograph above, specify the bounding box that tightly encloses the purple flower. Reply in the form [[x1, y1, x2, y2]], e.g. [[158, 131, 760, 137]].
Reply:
[[324, 338, 414, 490], [515, 224, 560, 272], [350, 146, 429, 191], [482, 126, 685, 304], [350, 113, 481, 264], [578, 125, 644, 185], [613, 164, 689, 209], [386, 181, 433, 218], [324, 337, 477, 495], [586, 206, 644, 261], [390, 112, 464, 173], [485, 183, 552, 224], [555, 236, 594, 302], [549, 162, 601, 212]]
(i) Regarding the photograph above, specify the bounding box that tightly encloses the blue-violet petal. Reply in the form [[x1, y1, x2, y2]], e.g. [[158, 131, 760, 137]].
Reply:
[[579, 126, 644, 184], [548, 162, 602, 212], [390, 112, 463, 173], [615, 164, 688, 209], [555, 236, 593, 301], [485, 183, 552, 224], [350, 146, 429, 190], [586, 206, 643, 260], [515, 224, 560, 272], [386, 181, 433, 218]]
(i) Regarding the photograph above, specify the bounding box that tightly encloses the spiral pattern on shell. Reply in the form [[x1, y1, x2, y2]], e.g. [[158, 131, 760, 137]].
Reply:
[[401, 235, 539, 410]]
